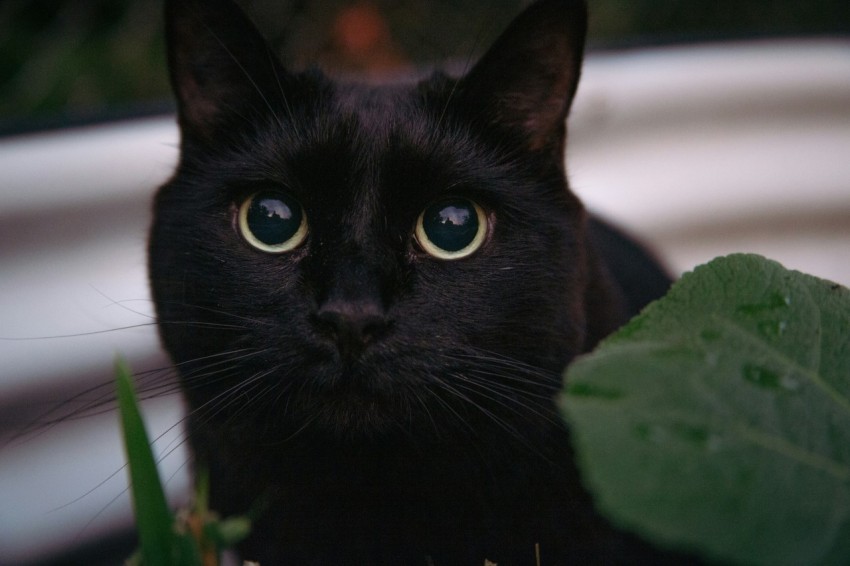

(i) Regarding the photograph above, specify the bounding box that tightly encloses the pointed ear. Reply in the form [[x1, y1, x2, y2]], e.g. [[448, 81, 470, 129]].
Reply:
[[459, 0, 587, 158], [164, 0, 292, 143]]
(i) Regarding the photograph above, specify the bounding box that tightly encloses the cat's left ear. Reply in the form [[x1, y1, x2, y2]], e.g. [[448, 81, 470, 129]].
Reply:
[[458, 0, 587, 159], [164, 0, 293, 144]]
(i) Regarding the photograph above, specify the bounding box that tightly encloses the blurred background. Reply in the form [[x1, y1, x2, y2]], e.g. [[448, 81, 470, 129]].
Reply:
[[1, 1, 848, 564], [2, 0, 849, 130]]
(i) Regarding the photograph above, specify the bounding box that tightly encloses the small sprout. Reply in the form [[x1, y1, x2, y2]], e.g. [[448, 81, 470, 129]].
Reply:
[[117, 359, 251, 565]]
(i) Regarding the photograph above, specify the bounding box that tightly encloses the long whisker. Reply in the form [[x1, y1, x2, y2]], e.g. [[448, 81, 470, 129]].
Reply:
[[204, 24, 282, 130], [434, 5, 494, 132], [0, 323, 157, 341], [430, 376, 532, 447], [155, 299, 277, 328], [456, 347, 563, 382], [4, 346, 264, 447], [418, 375, 479, 439], [448, 373, 560, 427], [267, 41, 297, 132]]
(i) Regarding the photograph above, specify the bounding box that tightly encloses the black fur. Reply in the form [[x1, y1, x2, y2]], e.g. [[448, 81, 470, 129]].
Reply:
[[150, 0, 677, 563]]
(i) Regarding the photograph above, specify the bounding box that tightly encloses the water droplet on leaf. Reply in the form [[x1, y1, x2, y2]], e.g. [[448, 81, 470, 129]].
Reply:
[[742, 364, 799, 392]]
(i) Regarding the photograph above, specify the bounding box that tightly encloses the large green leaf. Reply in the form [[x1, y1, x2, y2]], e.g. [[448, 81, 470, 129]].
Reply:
[[560, 254, 850, 565]]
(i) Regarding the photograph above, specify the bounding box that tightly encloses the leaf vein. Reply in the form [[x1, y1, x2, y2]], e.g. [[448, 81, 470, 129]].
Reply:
[[735, 423, 850, 482], [709, 314, 850, 414]]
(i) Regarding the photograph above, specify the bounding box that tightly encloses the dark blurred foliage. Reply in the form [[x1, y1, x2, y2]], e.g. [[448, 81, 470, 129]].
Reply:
[[0, 0, 166, 127], [1, 0, 848, 130]]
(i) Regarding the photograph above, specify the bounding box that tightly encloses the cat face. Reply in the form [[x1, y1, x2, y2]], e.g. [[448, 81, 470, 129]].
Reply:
[[150, 0, 592, 442]]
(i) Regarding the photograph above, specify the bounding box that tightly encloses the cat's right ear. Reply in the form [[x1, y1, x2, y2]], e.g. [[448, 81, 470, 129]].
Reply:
[[164, 0, 292, 144], [456, 0, 587, 162]]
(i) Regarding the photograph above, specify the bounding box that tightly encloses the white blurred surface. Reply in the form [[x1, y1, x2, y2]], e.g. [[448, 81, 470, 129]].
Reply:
[[570, 40, 850, 285], [0, 118, 185, 563]]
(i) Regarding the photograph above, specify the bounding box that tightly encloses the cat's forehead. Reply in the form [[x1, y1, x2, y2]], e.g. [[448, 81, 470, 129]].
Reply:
[[274, 77, 472, 187], [332, 80, 431, 141]]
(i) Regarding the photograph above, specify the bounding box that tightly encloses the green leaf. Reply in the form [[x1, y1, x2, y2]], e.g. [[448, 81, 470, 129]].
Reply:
[[116, 358, 175, 566], [560, 254, 850, 565], [206, 516, 252, 549]]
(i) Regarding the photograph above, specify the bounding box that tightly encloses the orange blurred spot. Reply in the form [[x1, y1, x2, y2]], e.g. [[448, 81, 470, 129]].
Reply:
[[330, 3, 407, 73]]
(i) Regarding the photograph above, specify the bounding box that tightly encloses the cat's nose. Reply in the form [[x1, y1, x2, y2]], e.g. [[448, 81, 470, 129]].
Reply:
[[315, 299, 389, 361]]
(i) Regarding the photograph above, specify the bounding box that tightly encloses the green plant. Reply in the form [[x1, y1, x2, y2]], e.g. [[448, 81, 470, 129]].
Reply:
[[561, 254, 850, 565], [116, 359, 251, 566]]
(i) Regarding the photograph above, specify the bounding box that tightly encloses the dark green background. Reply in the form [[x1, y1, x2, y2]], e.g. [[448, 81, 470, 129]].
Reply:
[[1, 0, 847, 130]]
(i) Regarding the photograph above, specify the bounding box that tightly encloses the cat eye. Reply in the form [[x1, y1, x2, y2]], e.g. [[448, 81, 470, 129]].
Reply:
[[238, 190, 308, 253], [415, 198, 488, 260]]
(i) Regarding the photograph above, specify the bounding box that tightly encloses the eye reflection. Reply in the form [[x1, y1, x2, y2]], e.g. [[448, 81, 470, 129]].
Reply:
[[238, 190, 308, 253], [415, 198, 487, 260]]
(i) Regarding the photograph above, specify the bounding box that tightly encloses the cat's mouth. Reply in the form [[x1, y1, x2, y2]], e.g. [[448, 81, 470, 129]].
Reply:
[[297, 385, 417, 440], [271, 353, 402, 428]]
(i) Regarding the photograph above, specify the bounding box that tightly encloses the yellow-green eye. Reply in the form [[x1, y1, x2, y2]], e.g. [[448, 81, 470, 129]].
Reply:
[[238, 191, 308, 253], [415, 198, 487, 260]]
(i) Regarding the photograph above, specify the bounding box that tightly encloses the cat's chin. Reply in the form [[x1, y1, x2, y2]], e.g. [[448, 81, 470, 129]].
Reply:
[[275, 398, 420, 448]]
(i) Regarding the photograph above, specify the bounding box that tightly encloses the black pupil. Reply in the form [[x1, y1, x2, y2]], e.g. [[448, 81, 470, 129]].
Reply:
[[422, 199, 479, 252], [247, 192, 302, 245]]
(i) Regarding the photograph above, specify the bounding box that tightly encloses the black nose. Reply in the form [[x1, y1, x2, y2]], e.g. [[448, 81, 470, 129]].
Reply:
[[316, 299, 389, 362]]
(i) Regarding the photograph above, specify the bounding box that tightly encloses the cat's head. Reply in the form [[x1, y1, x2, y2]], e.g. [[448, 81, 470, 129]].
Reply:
[[150, 0, 601, 443]]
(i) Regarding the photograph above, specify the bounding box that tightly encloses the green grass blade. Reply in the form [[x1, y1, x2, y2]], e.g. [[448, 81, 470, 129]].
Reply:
[[116, 357, 174, 566]]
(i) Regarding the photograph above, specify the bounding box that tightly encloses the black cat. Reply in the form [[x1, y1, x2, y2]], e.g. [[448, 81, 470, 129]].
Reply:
[[150, 0, 675, 563]]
